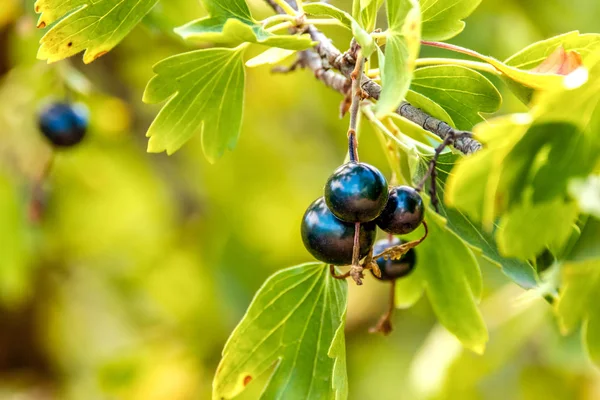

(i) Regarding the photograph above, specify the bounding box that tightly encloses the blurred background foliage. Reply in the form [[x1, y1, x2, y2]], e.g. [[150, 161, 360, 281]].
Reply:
[[0, 0, 599, 399]]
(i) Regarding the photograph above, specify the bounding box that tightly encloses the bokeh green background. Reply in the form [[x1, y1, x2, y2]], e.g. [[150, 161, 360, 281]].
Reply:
[[1, 0, 599, 399]]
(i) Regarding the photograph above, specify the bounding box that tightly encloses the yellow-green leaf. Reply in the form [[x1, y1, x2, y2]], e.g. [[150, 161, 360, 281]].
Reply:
[[418, 212, 488, 353], [174, 0, 313, 50], [420, 0, 482, 41], [35, 0, 158, 63], [496, 200, 580, 260], [410, 65, 502, 130], [376, 0, 421, 116], [143, 47, 245, 161], [213, 263, 348, 400]]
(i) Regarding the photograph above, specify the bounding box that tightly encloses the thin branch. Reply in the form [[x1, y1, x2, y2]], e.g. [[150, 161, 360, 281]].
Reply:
[[265, 0, 483, 155]]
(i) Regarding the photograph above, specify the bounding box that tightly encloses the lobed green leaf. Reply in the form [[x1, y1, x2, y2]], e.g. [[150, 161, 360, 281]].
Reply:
[[417, 211, 488, 353], [35, 0, 158, 63], [303, 3, 354, 29], [175, 0, 313, 50], [505, 31, 600, 71], [213, 263, 348, 400], [420, 0, 482, 41], [352, 0, 384, 32], [375, 0, 421, 116], [416, 152, 539, 289], [410, 65, 502, 131], [496, 199, 580, 260], [143, 47, 245, 161]]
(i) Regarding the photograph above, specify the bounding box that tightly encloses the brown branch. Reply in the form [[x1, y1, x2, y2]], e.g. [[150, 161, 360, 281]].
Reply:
[[266, 0, 482, 155]]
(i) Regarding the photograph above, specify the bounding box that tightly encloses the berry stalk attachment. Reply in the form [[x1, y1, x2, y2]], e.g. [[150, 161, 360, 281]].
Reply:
[[346, 49, 367, 285]]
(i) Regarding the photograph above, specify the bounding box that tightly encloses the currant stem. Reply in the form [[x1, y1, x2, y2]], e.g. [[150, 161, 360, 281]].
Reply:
[[330, 264, 351, 280], [416, 135, 453, 213], [370, 279, 396, 335], [350, 222, 364, 285], [347, 50, 365, 164], [347, 50, 366, 285], [29, 152, 55, 223]]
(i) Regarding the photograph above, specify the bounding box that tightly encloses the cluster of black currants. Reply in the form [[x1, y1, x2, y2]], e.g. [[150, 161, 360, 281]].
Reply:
[[301, 161, 425, 282], [38, 101, 89, 148]]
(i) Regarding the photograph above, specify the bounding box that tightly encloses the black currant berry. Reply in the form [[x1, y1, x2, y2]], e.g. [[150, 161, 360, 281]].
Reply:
[[371, 238, 416, 280], [301, 197, 376, 265], [376, 186, 424, 235], [38, 102, 88, 147], [324, 162, 388, 223]]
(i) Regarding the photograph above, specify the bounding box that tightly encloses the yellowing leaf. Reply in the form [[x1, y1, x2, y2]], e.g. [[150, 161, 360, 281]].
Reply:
[[213, 263, 348, 400], [35, 0, 159, 63], [143, 47, 245, 161], [505, 31, 600, 71]]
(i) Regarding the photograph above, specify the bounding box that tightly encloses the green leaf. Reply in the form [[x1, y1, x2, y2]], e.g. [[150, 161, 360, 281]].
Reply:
[[534, 54, 600, 135], [452, 41, 595, 91], [302, 3, 373, 55], [420, 0, 482, 41], [504, 31, 600, 71], [566, 218, 600, 263], [35, 0, 158, 63], [174, 0, 313, 50], [556, 258, 600, 367], [569, 176, 600, 219], [303, 3, 354, 29], [375, 0, 421, 116], [502, 33, 599, 101], [353, 0, 384, 31], [351, 21, 376, 57], [405, 90, 456, 127], [496, 199, 580, 260], [410, 65, 502, 130], [447, 79, 600, 226], [328, 310, 349, 400], [483, 122, 598, 211], [143, 47, 245, 161], [394, 267, 425, 308], [213, 263, 348, 399], [417, 153, 539, 289], [418, 212, 488, 353], [246, 48, 296, 68]]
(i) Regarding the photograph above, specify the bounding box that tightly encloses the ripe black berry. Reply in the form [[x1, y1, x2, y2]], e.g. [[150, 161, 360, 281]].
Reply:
[[38, 102, 88, 147], [371, 238, 416, 280], [324, 162, 388, 223], [376, 186, 424, 235], [301, 197, 376, 265]]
